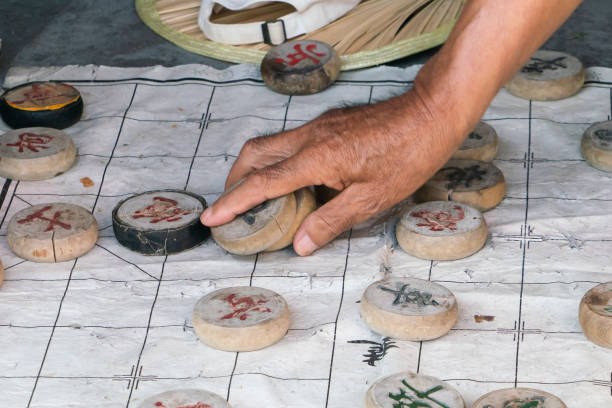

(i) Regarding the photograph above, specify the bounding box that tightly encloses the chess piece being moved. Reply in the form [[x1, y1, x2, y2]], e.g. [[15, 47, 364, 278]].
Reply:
[[212, 188, 315, 255]]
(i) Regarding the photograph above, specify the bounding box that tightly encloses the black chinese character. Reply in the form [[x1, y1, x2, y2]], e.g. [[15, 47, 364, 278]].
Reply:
[[442, 165, 487, 190], [522, 56, 567, 73], [378, 283, 439, 307], [347, 337, 398, 366]]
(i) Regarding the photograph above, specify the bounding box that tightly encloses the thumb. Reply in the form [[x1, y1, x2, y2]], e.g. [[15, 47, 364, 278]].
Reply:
[[293, 185, 373, 256]]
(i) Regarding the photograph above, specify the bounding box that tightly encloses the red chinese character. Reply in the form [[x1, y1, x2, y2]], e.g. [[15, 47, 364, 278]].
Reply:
[[154, 402, 212, 408], [275, 43, 326, 66], [11, 83, 74, 106], [17, 205, 71, 232], [6, 132, 53, 153], [221, 293, 271, 321], [132, 196, 192, 224], [24, 83, 55, 102], [411, 205, 465, 232]]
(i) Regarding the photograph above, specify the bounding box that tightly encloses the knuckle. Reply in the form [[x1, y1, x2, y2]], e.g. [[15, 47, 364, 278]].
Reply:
[[241, 137, 263, 153], [247, 171, 271, 191]]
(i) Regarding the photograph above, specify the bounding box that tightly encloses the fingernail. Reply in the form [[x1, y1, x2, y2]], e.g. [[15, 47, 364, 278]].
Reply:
[[200, 208, 212, 225], [294, 232, 317, 256]]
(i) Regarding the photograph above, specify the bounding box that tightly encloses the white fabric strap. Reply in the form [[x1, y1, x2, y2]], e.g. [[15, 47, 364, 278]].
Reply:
[[198, 0, 360, 45]]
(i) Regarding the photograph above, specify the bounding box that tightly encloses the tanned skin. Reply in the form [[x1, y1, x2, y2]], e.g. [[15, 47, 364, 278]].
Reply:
[[201, 0, 584, 255]]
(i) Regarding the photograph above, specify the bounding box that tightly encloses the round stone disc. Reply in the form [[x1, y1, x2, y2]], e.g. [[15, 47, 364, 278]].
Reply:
[[7, 203, 98, 262], [211, 193, 297, 255], [113, 190, 209, 256], [579, 281, 612, 349], [265, 188, 317, 252], [416, 159, 506, 211], [452, 121, 499, 162], [365, 372, 464, 408], [396, 201, 487, 261], [472, 388, 567, 408], [0, 81, 83, 129], [360, 277, 458, 341], [193, 286, 290, 352], [581, 121, 612, 172], [261, 40, 341, 95], [137, 389, 230, 408], [0, 127, 77, 180], [506, 50, 584, 101]]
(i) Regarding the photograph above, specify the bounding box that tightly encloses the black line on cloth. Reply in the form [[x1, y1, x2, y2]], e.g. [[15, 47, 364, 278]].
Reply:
[[4, 373, 605, 385], [185, 86, 216, 190], [94, 243, 160, 281], [226, 353, 240, 401], [92, 84, 138, 212], [4, 277, 604, 287], [3, 259, 26, 271], [125, 255, 168, 407], [281, 95, 292, 132], [0, 321, 343, 333], [324, 229, 352, 408], [0, 179, 12, 211], [584, 80, 612, 85], [226, 372, 327, 382], [14, 195, 33, 207], [82, 111, 596, 127], [484, 116, 596, 125], [227, 253, 259, 402], [514, 100, 532, 387], [13, 190, 226, 198], [2, 273, 345, 283], [610, 88, 612, 120], [417, 260, 433, 374], [76, 153, 238, 160], [0, 180, 18, 230], [248, 253, 259, 287], [54, 77, 413, 86], [1, 372, 329, 381], [26, 259, 79, 408], [288, 322, 336, 331], [507, 195, 612, 202]]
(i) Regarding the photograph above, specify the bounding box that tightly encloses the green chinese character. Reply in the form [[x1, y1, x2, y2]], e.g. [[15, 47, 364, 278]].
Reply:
[[388, 380, 450, 408]]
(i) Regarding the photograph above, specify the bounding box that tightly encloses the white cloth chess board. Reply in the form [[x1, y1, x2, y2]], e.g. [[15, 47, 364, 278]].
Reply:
[[0, 63, 611, 408]]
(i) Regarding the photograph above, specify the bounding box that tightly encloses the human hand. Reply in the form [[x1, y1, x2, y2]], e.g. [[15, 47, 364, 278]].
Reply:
[[200, 85, 470, 255]]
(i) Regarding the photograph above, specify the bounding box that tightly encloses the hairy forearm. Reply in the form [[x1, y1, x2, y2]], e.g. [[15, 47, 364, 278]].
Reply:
[[412, 0, 583, 139]]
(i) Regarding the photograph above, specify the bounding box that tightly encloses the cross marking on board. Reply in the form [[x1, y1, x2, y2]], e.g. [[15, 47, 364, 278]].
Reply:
[[497, 224, 545, 249], [591, 372, 612, 395], [496, 320, 541, 342], [113, 365, 157, 390]]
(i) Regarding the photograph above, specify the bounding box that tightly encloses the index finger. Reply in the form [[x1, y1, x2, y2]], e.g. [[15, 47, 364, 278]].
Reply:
[[201, 150, 321, 227], [225, 126, 310, 190]]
